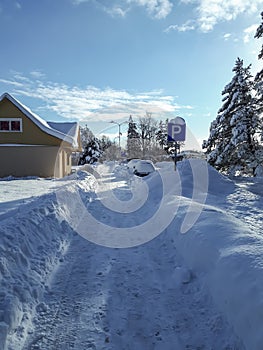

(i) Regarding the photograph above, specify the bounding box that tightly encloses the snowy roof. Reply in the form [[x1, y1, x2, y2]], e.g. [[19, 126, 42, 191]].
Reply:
[[0, 92, 79, 148], [47, 122, 79, 144]]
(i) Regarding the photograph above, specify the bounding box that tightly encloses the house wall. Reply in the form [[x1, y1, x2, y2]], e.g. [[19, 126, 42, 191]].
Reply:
[[0, 146, 72, 178], [0, 97, 74, 178], [0, 98, 62, 146], [54, 148, 72, 178]]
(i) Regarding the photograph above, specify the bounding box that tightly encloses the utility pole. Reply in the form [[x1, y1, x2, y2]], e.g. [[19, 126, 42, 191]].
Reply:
[[109, 120, 127, 157]]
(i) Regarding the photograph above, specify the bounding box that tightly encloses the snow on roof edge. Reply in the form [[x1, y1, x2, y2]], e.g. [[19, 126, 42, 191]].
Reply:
[[0, 92, 79, 148], [47, 121, 79, 146]]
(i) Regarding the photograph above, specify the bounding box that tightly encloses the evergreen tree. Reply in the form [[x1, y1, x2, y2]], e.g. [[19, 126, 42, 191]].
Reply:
[[156, 120, 168, 149], [203, 58, 260, 175], [254, 11, 263, 105], [254, 11, 263, 175], [78, 137, 102, 165], [126, 115, 141, 159], [99, 135, 112, 152], [155, 119, 183, 156], [79, 125, 94, 148]]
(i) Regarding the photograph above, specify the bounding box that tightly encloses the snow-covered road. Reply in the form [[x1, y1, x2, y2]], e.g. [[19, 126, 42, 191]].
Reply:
[[20, 162, 244, 350], [3, 160, 263, 349], [23, 230, 242, 350]]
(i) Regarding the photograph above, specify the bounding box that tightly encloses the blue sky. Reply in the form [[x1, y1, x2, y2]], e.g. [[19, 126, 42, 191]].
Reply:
[[0, 0, 262, 147]]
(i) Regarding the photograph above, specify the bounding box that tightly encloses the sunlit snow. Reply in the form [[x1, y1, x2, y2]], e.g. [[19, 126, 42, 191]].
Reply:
[[0, 160, 262, 350]]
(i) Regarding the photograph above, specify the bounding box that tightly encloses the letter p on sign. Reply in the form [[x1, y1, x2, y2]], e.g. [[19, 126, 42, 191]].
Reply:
[[167, 117, 186, 142]]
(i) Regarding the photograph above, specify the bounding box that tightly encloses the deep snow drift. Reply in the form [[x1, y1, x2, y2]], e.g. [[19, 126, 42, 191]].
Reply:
[[0, 160, 262, 350]]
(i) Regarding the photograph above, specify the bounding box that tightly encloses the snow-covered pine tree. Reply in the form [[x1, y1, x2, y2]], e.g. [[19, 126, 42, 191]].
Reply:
[[155, 119, 178, 155], [253, 11, 263, 176], [156, 120, 168, 149], [228, 62, 261, 175], [202, 117, 224, 168], [203, 58, 260, 175], [126, 115, 141, 159], [78, 137, 103, 165], [254, 11, 263, 108], [99, 135, 112, 152], [79, 125, 94, 148]]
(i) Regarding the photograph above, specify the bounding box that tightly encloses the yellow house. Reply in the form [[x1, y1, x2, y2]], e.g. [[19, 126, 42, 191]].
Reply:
[[0, 92, 81, 178]]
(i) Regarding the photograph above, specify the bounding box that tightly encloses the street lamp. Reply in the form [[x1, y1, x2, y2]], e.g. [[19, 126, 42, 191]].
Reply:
[[109, 120, 127, 151]]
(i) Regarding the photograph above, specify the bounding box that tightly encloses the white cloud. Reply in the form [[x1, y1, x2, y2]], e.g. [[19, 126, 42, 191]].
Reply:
[[243, 24, 259, 43], [198, 0, 263, 32], [223, 33, 231, 41], [165, 20, 196, 33], [177, 0, 263, 32], [72, 0, 173, 19], [0, 73, 191, 123], [0, 79, 24, 88], [30, 70, 46, 79], [128, 0, 173, 19]]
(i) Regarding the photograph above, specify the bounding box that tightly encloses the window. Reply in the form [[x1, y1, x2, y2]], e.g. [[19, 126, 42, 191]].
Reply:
[[67, 153, 71, 166], [0, 121, 9, 131], [0, 118, 22, 132]]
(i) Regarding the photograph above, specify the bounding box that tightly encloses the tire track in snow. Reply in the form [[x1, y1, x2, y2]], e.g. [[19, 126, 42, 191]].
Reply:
[[102, 235, 244, 350], [22, 166, 244, 349], [23, 234, 243, 350], [23, 236, 112, 350]]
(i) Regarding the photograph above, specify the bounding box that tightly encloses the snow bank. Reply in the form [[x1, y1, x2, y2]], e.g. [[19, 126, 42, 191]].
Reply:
[[172, 160, 263, 350], [0, 193, 74, 349], [0, 172, 93, 350]]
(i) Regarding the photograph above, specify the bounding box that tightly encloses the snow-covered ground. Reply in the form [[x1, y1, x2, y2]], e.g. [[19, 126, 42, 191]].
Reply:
[[0, 177, 74, 220], [0, 160, 262, 350]]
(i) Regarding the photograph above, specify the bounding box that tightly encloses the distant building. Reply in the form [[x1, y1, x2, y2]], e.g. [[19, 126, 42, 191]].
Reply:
[[0, 92, 81, 178]]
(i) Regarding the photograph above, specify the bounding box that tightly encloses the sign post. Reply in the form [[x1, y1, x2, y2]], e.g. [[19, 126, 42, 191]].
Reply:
[[167, 117, 186, 170]]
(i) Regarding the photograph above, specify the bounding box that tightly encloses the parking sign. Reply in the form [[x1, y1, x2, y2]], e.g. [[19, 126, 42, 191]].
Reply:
[[167, 117, 186, 142]]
